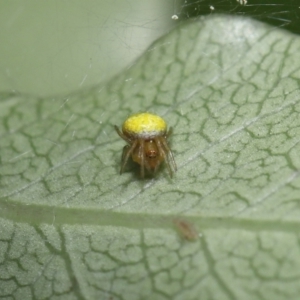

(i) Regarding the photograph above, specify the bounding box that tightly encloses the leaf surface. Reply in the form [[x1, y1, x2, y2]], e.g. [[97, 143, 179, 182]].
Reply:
[[1, 15, 300, 300]]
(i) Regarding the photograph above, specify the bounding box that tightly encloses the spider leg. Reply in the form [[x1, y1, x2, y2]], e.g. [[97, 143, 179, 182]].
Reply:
[[138, 139, 145, 178], [159, 137, 177, 173], [121, 145, 130, 172], [120, 139, 138, 174], [166, 127, 173, 139], [144, 158, 152, 174], [164, 127, 177, 171], [155, 137, 173, 176], [114, 125, 131, 144]]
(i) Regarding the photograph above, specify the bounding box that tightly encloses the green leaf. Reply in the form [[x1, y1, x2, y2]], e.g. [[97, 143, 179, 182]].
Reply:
[[1, 15, 300, 299]]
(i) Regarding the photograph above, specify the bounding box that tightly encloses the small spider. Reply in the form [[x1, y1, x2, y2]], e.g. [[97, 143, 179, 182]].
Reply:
[[114, 112, 177, 178]]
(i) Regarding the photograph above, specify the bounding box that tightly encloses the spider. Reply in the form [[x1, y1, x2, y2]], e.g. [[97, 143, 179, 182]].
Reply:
[[114, 112, 177, 178]]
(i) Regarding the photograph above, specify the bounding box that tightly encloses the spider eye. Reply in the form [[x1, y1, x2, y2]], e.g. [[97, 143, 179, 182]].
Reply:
[[146, 149, 157, 158]]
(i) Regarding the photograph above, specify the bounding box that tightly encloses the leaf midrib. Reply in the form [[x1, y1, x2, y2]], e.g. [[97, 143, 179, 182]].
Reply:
[[1, 199, 299, 233]]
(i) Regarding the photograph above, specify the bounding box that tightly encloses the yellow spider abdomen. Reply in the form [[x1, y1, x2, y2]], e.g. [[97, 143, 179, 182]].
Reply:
[[122, 113, 167, 138]]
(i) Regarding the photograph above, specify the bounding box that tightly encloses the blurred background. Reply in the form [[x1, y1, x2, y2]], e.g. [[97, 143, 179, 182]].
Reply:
[[0, 0, 178, 96], [0, 0, 299, 96]]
